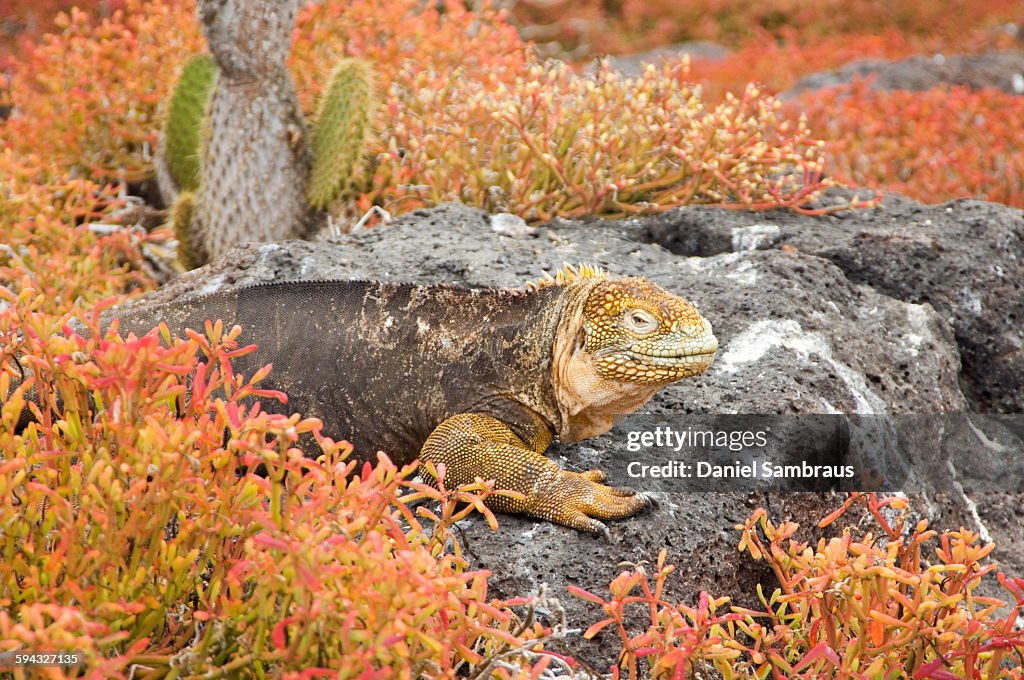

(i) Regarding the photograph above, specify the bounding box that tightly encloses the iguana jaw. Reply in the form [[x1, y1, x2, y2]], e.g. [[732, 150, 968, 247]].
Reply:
[[551, 277, 717, 442], [594, 327, 718, 377]]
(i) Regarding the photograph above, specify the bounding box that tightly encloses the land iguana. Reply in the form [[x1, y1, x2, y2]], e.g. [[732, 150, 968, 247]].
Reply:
[[6, 265, 717, 533]]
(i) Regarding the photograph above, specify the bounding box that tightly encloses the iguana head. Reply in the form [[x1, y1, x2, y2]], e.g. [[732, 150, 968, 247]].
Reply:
[[582, 276, 717, 382], [537, 264, 717, 442]]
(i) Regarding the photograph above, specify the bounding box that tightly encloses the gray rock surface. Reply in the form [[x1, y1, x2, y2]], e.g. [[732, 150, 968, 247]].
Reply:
[[784, 51, 1024, 97], [146, 201, 1024, 672], [635, 191, 1024, 414], [588, 40, 731, 77]]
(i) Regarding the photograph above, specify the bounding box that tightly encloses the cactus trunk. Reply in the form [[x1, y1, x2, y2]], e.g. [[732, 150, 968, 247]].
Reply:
[[187, 0, 314, 266]]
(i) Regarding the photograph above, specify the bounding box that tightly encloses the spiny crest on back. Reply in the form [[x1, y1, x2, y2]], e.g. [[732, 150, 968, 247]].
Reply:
[[522, 263, 609, 292]]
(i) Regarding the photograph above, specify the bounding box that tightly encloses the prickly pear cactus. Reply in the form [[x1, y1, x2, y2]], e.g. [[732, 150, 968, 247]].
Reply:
[[307, 58, 375, 211], [190, 0, 315, 266], [162, 55, 217, 194], [160, 0, 379, 270]]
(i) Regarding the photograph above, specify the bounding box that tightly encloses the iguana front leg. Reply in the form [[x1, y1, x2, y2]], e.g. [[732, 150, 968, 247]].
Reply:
[[419, 413, 649, 533]]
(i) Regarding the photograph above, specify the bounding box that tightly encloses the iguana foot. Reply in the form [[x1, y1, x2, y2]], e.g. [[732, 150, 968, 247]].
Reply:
[[527, 468, 652, 533], [419, 413, 649, 533]]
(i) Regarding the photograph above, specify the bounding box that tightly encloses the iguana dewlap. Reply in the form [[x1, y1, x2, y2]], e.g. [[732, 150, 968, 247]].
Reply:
[[13, 265, 718, 532]]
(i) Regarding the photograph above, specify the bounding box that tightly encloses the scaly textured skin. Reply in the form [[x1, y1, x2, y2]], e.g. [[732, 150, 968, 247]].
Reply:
[[420, 413, 646, 533], [9, 266, 717, 533]]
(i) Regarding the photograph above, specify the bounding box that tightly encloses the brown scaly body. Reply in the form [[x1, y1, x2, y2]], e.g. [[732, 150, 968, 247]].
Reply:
[[7, 265, 717, 533]]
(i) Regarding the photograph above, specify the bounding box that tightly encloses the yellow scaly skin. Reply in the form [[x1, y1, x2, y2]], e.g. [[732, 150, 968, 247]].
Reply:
[[420, 265, 718, 533]]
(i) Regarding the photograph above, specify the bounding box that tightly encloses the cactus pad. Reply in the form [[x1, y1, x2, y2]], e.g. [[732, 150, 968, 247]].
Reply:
[[163, 55, 217, 193], [307, 58, 374, 211], [167, 191, 201, 270]]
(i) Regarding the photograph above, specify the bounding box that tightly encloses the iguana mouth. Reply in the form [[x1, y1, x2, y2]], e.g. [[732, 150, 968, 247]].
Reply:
[[594, 339, 718, 365], [637, 353, 716, 369], [628, 343, 718, 359], [617, 334, 719, 360]]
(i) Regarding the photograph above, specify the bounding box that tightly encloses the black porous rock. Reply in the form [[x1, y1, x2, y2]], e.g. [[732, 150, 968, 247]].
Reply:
[[146, 200, 1024, 671]]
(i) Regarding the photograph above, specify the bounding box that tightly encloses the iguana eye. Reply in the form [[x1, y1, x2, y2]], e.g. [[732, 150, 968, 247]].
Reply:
[[622, 308, 658, 334]]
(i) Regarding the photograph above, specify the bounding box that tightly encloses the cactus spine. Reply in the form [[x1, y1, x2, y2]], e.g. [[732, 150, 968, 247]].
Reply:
[[307, 58, 374, 211], [161, 55, 217, 194]]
